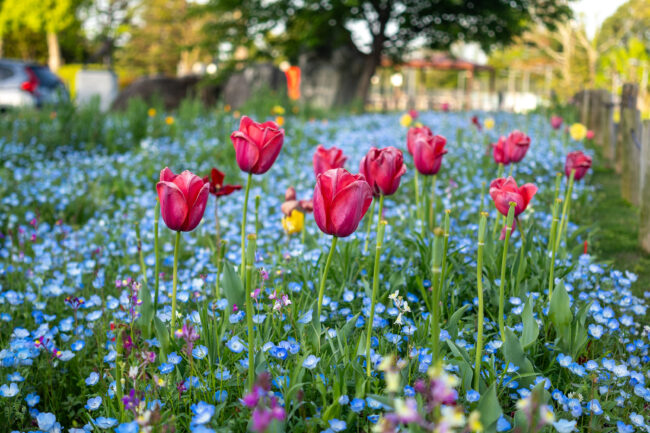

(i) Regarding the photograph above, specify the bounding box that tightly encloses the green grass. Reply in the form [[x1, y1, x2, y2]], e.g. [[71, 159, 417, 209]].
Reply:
[[577, 149, 650, 297]]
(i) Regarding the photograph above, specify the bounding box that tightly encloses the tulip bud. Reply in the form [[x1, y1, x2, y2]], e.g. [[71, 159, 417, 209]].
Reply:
[[313, 145, 346, 178], [359, 146, 407, 197], [156, 168, 209, 232], [231, 116, 284, 174]]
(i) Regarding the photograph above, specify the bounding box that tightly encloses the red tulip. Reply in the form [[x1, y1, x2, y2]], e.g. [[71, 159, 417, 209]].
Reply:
[[359, 146, 407, 196], [565, 151, 592, 181], [489, 177, 537, 217], [504, 130, 530, 163], [492, 136, 510, 165], [203, 168, 242, 197], [550, 115, 563, 130], [407, 125, 433, 156], [231, 116, 284, 174], [313, 168, 373, 238], [313, 144, 347, 178], [157, 167, 209, 232], [441, 102, 450, 112], [408, 109, 419, 120], [412, 132, 447, 175], [471, 115, 482, 131], [586, 130, 595, 140]]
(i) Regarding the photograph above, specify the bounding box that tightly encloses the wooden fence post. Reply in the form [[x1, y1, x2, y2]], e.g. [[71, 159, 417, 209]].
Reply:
[[599, 91, 616, 161], [619, 83, 641, 205], [640, 119, 650, 253]]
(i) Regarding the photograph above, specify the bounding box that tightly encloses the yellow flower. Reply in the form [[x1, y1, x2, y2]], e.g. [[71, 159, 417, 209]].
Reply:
[[569, 123, 587, 141], [282, 210, 304, 235], [468, 411, 484, 432], [484, 118, 495, 130], [400, 113, 413, 127], [272, 105, 285, 115], [165, 116, 174, 125], [539, 405, 555, 424], [233, 110, 241, 119], [275, 116, 285, 127], [147, 108, 156, 117], [224, 104, 231, 113]]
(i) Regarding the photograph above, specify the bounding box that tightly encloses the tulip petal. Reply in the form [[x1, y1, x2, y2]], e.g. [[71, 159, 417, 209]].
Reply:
[[255, 129, 284, 173], [330, 180, 373, 237], [519, 183, 538, 208], [184, 183, 209, 232], [231, 132, 260, 173], [313, 179, 330, 234], [160, 167, 176, 182], [157, 181, 188, 231]]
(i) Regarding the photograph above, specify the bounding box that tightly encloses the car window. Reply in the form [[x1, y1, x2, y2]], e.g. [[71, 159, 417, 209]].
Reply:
[[0, 65, 13, 80], [29, 66, 61, 87]]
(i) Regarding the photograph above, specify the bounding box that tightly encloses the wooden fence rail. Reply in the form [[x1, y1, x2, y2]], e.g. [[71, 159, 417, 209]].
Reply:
[[575, 84, 650, 253]]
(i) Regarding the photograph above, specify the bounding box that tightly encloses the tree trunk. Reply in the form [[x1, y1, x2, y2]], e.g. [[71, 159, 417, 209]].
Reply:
[[47, 31, 61, 72], [354, 54, 381, 107]]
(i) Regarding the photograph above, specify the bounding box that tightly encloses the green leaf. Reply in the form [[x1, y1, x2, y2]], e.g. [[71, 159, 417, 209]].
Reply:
[[503, 329, 535, 387], [520, 298, 539, 349], [137, 283, 154, 334], [478, 383, 502, 433], [221, 261, 244, 308], [446, 304, 470, 340], [153, 316, 169, 361]]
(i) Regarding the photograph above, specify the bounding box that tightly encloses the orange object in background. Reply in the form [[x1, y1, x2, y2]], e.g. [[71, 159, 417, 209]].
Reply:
[[285, 66, 300, 100]]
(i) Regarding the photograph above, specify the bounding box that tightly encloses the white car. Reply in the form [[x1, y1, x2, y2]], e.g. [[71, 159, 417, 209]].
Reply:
[[0, 59, 68, 109]]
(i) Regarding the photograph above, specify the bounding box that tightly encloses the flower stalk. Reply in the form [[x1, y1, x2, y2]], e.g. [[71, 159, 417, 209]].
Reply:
[[365, 194, 386, 377], [170, 231, 181, 331], [317, 236, 338, 321], [548, 198, 562, 301], [498, 203, 516, 342], [363, 200, 377, 254], [474, 212, 487, 390], [429, 174, 438, 230], [240, 172, 253, 281], [244, 233, 257, 388], [431, 227, 444, 360]]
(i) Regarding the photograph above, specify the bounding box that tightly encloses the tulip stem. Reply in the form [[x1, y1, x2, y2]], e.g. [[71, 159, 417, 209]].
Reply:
[[317, 236, 338, 322], [135, 222, 147, 286], [498, 203, 516, 342], [366, 195, 385, 377], [492, 164, 505, 238], [170, 231, 181, 332], [548, 198, 562, 301], [558, 169, 575, 247], [546, 173, 563, 253], [240, 173, 253, 282], [414, 171, 421, 221], [244, 234, 257, 389], [478, 181, 486, 215], [363, 200, 377, 254], [429, 174, 437, 231], [214, 200, 222, 299], [431, 227, 444, 361], [153, 199, 160, 316], [474, 213, 487, 391]]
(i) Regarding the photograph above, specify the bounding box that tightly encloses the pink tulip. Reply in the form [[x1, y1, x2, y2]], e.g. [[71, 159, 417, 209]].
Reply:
[[565, 151, 592, 181], [586, 130, 595, 140], [359, 146, 407, 197], [313, 168, 373, 238], [489, 176, 537, 217], [231, 116, 284, 174], [157, 168, 209, 232], [504, 130, 531, 163], [313, 145, 347, 178], [412, 133, 447, 176], [407, 125, 434, 156], [492, 136, 509, 165], [550, 115, 563, 130]]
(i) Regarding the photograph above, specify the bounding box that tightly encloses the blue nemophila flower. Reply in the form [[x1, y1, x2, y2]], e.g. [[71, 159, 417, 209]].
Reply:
[[214, 390, 228, 402], [297, 309, 312, 324], [496, 416, 511, 432], [158, 363, 174, 374], [329, 419, 347, 432], [7, 372, 24, 382], [553, 419, 577, 433], [338, 395, 349, 405], [587, 399, 603, 415], [85, 396, 102, 411], [191, 425, 215, 433], [85, 371, 99, 386], [115, 421, 139, 433], [557, 353, 572, 367], [0, 383, 18, 397], [617, 421, 634, 433], [226, 336, 245, 353], [350, 398, 365, 412], [191, 401, 215, 425], [303, 355, 320, 369], [585, 360, 599, 371], [37, 412, 57, 431], [25, 392, 40, 407], [94, 416, 118, 428], [168, 352, 182, 364], [192, 345, 208, 360], [629, 412, 645, 427], [466, 390, 480, 402]]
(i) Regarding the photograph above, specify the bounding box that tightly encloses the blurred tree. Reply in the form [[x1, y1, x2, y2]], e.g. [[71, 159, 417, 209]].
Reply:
[[80, 0, 138, 67], [596, 0, 650, 50], [199, 0, 573, 103], [0, 0, 84, 71], [117, 0, 208, 76]]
